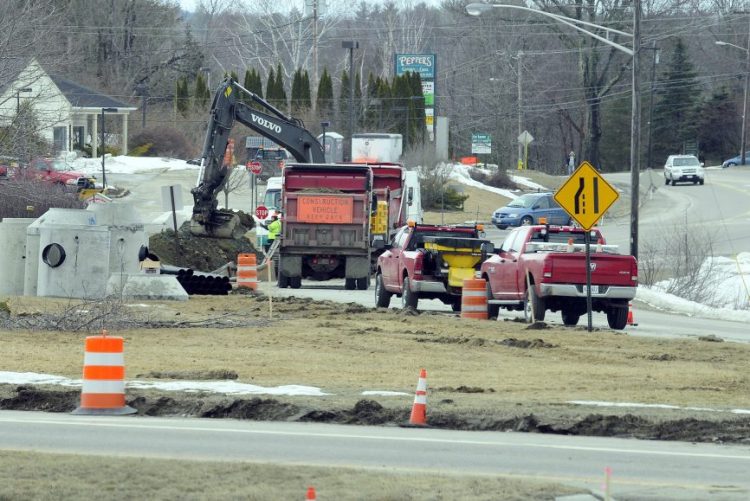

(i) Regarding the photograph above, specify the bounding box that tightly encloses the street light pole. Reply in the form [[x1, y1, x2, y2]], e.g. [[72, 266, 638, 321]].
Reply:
[[466, 2, 640, 258]]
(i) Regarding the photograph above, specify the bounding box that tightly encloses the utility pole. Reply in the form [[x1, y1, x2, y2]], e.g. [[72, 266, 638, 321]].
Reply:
[[742, 15, 750, 165], [646, 42, 659, 170], [629, 0, 642, 259], [313, 0, 318, 104], [342, 41, 358, 161], [517, 50, 523, 170]]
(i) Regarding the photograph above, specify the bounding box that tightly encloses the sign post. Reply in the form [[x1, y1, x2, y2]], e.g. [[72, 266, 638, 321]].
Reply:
[[554, 161, 620, 332], [471, 133, 492, 161], [517, 131, 534, 170]]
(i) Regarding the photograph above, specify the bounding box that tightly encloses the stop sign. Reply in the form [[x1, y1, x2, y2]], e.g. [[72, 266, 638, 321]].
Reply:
[[246, 161, 262, 175], [255, 205, 269, 219]]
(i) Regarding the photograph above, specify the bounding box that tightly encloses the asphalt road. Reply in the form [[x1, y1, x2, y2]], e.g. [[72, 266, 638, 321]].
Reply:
[[113, 164, 750, 342], [1, 410, 748, 500]]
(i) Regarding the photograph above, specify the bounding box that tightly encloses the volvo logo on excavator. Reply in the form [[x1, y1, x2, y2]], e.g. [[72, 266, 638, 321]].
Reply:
[[251, 114, 282, 134]]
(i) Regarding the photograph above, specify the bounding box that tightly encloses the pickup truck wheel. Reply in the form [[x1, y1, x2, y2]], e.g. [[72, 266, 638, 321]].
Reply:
[[344, 278, 356, 290], [356, 276, 369, 290], [607, 306, 628, 330], [525, 285, 545, 322], [521, 216, 533, 226], [289, 276, 302, 289], [401, 277, 419, 309], [561, 309, 580, 326], [375, 273, 391, 307], [670, 178, 677, 186], [486, 281, 500, 318]]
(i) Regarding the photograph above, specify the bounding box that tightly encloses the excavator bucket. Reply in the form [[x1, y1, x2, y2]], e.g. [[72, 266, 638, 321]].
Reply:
[[189, 210, 242, 239]]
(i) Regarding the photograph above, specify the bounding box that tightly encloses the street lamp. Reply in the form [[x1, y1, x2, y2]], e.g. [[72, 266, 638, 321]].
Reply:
[[16, 87, 32, 113], [342, 40, 359, 161], [100, 107, 118, 189], [466, 2, 642, 259], [716, 38, 750, 166]]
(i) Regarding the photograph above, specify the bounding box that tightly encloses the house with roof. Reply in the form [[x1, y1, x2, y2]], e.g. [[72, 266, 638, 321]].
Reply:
[[0, 57, 136, 157]]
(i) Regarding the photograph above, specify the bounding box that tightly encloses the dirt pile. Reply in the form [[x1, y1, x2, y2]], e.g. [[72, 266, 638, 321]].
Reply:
[[148, 211, 257, 272]]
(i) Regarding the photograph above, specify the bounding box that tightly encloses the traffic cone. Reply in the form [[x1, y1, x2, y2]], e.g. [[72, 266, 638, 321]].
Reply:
[[408, 368, 428, 426], [305, 486, 316, 501], [627, 303, 637, 326]]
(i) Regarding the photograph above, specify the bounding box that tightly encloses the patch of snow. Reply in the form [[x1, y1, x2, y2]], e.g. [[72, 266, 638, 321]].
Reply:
[[569, 400, 750, 415], [68, 156, 198, 176], [361, 390, 411, 396], [0, 371, 328, 397]]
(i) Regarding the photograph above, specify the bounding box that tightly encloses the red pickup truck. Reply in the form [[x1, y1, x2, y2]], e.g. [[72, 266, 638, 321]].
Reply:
[[481, 225, 638, 329], [375, 223, 491, 310]]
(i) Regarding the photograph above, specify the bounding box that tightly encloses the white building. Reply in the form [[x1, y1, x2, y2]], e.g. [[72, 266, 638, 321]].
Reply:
[[0, 57, 136, 157]]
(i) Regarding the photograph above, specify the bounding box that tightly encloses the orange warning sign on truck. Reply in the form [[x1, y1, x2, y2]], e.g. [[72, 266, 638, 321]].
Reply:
[[297, 195, 353, 224]]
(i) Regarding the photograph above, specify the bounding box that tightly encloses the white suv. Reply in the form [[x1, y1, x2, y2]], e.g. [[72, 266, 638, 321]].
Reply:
[[664, 155, 705, 186]]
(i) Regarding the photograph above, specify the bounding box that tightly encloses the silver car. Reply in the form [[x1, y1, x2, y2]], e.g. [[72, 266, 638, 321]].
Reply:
[[664, 155, 705, 186]]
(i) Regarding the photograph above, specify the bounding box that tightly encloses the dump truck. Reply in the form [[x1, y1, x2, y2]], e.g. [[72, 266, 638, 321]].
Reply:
[[278, 163, 375, 290]]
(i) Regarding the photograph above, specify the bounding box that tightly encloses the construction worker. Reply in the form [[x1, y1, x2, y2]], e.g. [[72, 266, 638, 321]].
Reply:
[[260, 212, 282, 254]]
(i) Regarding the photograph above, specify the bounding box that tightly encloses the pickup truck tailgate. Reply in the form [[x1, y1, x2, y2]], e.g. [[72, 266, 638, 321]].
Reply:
[[546, 253, 635, 286]]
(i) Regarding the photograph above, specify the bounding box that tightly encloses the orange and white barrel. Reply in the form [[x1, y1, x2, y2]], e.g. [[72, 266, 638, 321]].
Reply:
[[72, 330, 136, 415], [461, 278, 488, 320], [236, 253, 258, 290]]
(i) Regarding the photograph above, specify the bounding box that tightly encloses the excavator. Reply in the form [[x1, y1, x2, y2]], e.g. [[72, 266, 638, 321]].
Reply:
[[190, 77, 325, 237]]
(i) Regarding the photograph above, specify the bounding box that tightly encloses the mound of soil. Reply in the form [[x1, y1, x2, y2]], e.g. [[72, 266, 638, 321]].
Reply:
[[148, 211, 257, 272]]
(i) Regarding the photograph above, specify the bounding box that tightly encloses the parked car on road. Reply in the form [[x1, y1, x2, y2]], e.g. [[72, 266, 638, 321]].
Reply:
[[722, 154, 750, 168], [664, 155, 705, 185], [491, 192, 571, 229], [17, 157, 93, 187]]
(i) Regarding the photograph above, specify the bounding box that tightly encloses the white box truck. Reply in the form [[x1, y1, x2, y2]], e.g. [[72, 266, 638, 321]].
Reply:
[[351, 133, 403, 163]]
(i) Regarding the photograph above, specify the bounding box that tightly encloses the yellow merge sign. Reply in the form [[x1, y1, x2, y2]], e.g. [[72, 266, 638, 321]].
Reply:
[[554, 161, 619, 230]]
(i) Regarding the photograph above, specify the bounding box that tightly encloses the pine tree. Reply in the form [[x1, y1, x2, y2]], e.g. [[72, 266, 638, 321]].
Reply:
[[194, 72, 210, 109], [250, 69, 263, 98], [354, 71, 362, 129], [274, 63, 286, 111], [652, 38, 701, 160], [291, 68, 303, 113], [176, 77, 190, 116], [316, 68, 334, 118], [406, 71, 426, 145], [266, 68, 276, 105], [242, 69, 253, 105], [697, 87, 739, 162], [340, 70, 350, 132], [301, 70, 311, 110]]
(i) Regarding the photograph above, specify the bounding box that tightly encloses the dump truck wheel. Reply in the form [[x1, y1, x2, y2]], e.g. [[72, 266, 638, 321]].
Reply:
[[356, 276, 369, 290]]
